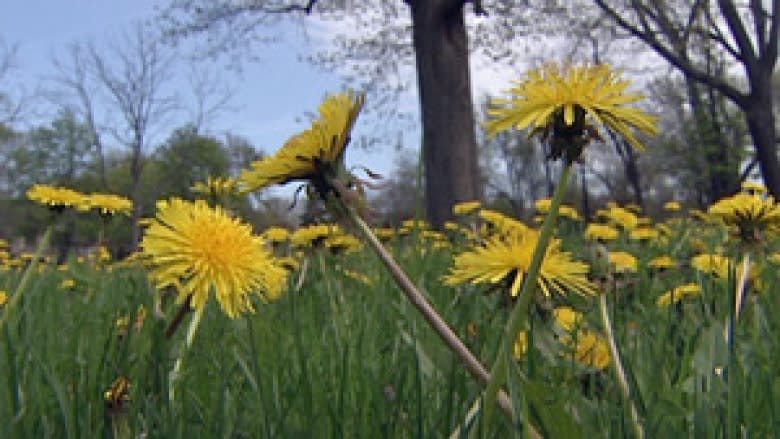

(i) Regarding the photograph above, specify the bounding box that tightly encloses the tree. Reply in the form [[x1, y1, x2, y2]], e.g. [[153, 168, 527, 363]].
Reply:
[[158, 0, 485, 228], [60, 25, 179, 249], [593, 0, 780, 198], [153, 125, 231, 199]]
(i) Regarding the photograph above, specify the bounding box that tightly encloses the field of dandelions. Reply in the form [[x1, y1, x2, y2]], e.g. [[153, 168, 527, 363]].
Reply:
[[2, 65, 780, 438]]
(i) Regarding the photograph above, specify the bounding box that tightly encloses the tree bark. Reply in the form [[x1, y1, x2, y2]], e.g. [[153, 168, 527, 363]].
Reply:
[[745, 78, 780, 194], [409, 0, 481, 228]]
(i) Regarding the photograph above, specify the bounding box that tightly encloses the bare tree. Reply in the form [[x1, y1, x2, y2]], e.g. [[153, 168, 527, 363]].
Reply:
[[0, 39, 25, 125], [593, 0, 779, 197], [51, 44, 110, 189]]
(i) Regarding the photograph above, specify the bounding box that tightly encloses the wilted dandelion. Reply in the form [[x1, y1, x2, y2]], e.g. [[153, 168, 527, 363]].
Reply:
[[141, 198, 288, 319]]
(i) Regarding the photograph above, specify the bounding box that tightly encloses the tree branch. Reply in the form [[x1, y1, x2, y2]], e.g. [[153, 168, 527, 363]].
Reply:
[[594, 0, 748, 106]]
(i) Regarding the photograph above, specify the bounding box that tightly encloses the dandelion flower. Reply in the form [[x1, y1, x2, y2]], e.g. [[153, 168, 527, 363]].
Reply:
[[708, 192, 780, 244], [262, 226, 291, 244], [443, 229, 596, 298], [479, 209, 528, 237], [191, 177, 237, 198], [452, 200, 481, 215], [291, 224, 341, 248], [608, 251, 638, 273], [554, 306, 584, 331], [691, 254, 731, 279], [141, 198, 288, 318], [585, 223, 620, 241], [486, 63, 658, 155], [629, 227, 659, 241], [82, 193, 133, 216], [0, 290, 7, 306], [657, 283, 702, 307], [239, 91, 365, 193], [741, 181, 767, 195], [648, 256, 676, 269], [663, 201, 681, 212], [570, 331, 611, 370], [27, 184, 88, 210]]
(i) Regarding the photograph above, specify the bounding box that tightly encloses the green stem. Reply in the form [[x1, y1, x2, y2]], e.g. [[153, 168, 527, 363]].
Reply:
[[599, 293, 644, 439], [726, 253, 748, 437], [482, 162, 573, 423], [0, 224, 55, 336], [169, 305, 205, 403]]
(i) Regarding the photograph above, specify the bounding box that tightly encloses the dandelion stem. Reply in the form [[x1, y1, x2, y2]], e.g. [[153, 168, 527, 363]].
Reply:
[[482, 161, 572, 424], [169, 305, 205, 402], [345, 206, 530, 432], [0, 224, 55, 336], [599, 293, 645, 439]]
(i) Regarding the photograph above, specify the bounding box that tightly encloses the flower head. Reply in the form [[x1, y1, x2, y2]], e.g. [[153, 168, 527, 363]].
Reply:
[[486, 63, 658, 161], [608, 251, 638, 273], [453, 200, 482, 216], [707, 192, 780, 244], [443, 229, 596, 298], [657, 283, 701, 307], [27, 184, 88, 210], [191, 177, 237, 198], [585, 223, 620, 241], [82, 193, 133, 216], [141, 198, 288, 318], [239, 91, 365, 195]]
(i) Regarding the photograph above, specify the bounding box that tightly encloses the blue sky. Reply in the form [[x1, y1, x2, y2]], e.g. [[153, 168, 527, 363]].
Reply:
[[0, 1, 404, 181]]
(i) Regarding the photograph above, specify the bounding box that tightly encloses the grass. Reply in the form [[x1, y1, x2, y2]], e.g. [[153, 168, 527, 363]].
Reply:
[[1, 216, 780, 438]]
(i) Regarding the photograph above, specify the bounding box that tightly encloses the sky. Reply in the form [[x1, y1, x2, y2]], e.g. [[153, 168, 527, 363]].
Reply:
[[0, 0, 404, 183]]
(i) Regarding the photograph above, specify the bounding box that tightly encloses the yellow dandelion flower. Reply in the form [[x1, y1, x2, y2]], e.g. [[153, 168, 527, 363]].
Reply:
[[486, 63, 658, 153], [291, 224, 341, 248], [708, 192, 780, 243], [443, 229, 596, 298], [191, 176, 237, 197], [262, 226, 291, 244], [657, 283, 702, 307], [625, 203, 642, 214], [605, 206, 639, 230], [452, 200, 481, 215], [0, 290, 7, 306], [141, 198, 288, 318], [478, 209, 528, 237], [559, 206, 582, 221], [648, 256, 676, 269], [373, 228, 396, 241], [663, 201, 681, 212], [535, 198, 553, 213], [82, 193, 133, 216], [554, 306, 584, 332], [608, 251, 637, 273], [741, 181, 767, 195], [325, 233, 363, 254], [239, 91, 365, 193], [60, 278, 76, 290], [629, 227, 659, 241], [691, 254, 731, 279], [570, 331, 611, 370], [0, 239, 8, 249], [585, 223, 620, 241], [27, 184, 88, 210], [399, 219, 430, 235], [769, 253, 780, 264]]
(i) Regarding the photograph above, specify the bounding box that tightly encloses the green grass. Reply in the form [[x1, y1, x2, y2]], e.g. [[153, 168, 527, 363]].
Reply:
[[2, 222, 780, 438]]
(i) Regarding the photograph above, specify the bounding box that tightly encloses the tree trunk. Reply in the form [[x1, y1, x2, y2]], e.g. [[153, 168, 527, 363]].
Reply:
[[409, 0, 480, 228], [744, 86, 780, 196], [130, 143, 143, 252]]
